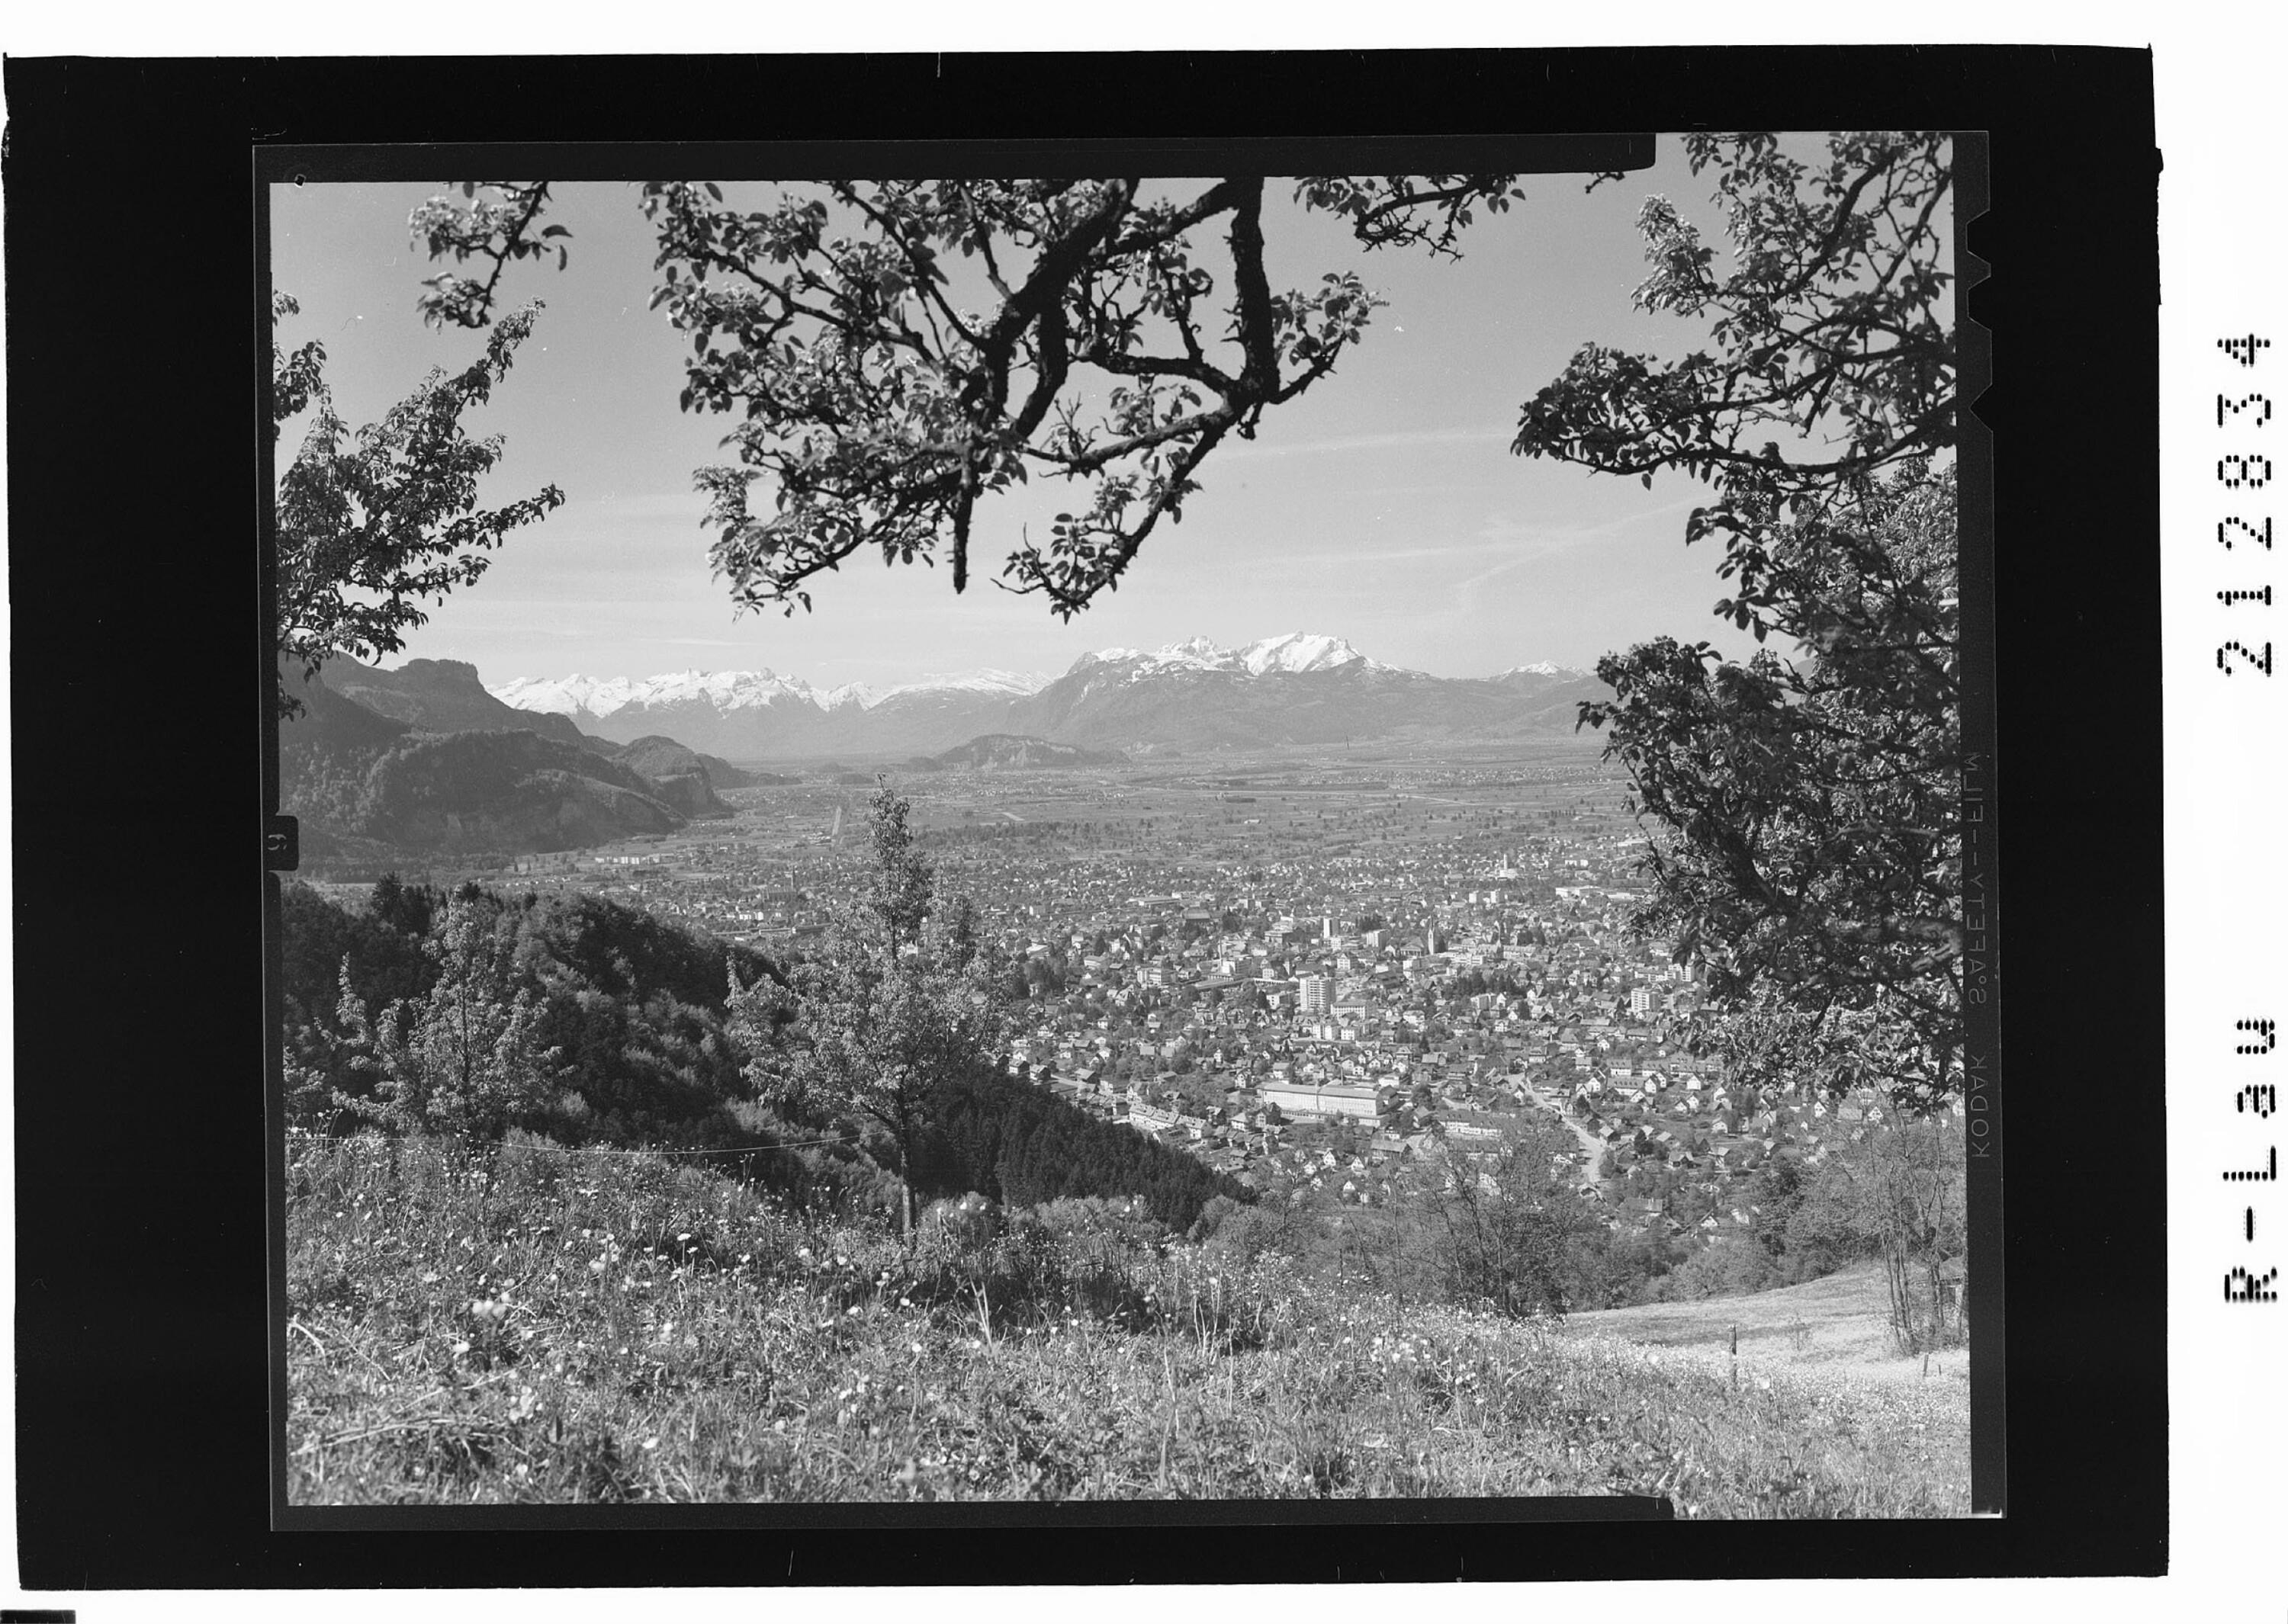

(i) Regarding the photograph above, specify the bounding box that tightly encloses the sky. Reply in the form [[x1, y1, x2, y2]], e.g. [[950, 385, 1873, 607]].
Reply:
[[270, 146, 1807, 690]]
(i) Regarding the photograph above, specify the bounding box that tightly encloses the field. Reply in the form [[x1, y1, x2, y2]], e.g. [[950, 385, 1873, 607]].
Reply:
[[1569, 1263, 1971, 1381], [285, 1135, 1969, 1514], [1557, 1266, 1970, 1491]]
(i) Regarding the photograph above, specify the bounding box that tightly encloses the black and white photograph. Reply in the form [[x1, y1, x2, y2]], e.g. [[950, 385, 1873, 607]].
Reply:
[[266, 136, 1985, 1515], [2, 29, 2207, 1611]]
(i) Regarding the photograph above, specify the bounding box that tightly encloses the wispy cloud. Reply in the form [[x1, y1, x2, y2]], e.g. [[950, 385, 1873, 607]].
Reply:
[[1450, 496, 1702, 602], [1232, 493, 1702, 579], [570, 491, 712, 521], [1273, 538, 1524, 570], [1216, 425, 1515, 463]]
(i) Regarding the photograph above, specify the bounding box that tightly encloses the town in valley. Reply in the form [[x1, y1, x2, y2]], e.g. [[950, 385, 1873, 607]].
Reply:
[[304, 710, 1914, 1246]]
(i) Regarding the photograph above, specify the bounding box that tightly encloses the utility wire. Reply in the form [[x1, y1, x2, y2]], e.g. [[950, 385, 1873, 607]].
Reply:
[[291, 1131, 864, 1159], [509, 1134, 865, 1157]]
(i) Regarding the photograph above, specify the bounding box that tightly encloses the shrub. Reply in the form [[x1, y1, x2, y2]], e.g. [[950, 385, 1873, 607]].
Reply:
[[1664, 1231, 1778, 1301]]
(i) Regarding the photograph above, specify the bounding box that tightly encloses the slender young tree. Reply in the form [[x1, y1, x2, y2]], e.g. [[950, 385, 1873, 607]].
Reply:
[[728, 783, 1004, 1236]]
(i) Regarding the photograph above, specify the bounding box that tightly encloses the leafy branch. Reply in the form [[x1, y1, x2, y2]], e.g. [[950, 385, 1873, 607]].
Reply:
[[1518, 133, 1964, 1108], [410, 182, 568, 331], [407, 172, 1531, 621], [272, 294, 564, 717]]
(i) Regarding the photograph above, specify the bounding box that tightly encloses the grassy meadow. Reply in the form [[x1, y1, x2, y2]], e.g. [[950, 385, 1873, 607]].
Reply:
[[284, 1132, 1968, 1514]]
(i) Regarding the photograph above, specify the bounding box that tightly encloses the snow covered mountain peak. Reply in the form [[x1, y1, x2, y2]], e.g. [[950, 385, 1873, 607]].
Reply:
[[1238, 632, 1377, 675], [870, 669, 1056, 704], [488, 665, 1052, 720], [1162, 635, 1226, 663], [488, 672, 638, 717], [489, 639, 1425, 725], [1078, 634, 1395, 679]]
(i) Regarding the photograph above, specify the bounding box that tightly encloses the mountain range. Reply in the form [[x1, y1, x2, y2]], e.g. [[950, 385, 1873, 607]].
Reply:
[[279, 636, 1604, 862], [488, 636, 1601, 759]]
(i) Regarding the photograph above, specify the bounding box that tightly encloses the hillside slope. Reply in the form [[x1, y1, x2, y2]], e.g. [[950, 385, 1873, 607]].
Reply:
[[1563, 1263, 1971, 1387], [278, 665, 693, 859], [285, 1137, 1970, 1513], [603, 736, 737, 817], [355, 730, 686, 854]]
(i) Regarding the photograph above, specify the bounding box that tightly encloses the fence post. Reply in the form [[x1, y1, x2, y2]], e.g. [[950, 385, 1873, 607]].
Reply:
[[1730, 1323, 1738, 1393]]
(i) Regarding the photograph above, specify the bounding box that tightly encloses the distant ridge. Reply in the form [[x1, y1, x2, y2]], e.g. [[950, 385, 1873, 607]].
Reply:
[[1003, 637, 1609, 754], [932, 734, 1130, 772], [323, 655, 591, 748], [603, 736, 741, 817]]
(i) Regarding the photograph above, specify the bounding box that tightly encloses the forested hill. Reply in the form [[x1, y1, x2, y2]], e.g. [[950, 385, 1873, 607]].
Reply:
[[282, 878, 784, 1146], [930, 733, 1130, 772], [606, 735, 748, 812], [917, 1067, 1250, 1231], [280, 879, 1248, 1232], [278, 664, 704, 862]]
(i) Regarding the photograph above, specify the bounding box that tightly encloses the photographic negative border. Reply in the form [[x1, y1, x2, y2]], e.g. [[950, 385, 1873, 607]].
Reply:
[[0, 47, 2151, 1592]]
